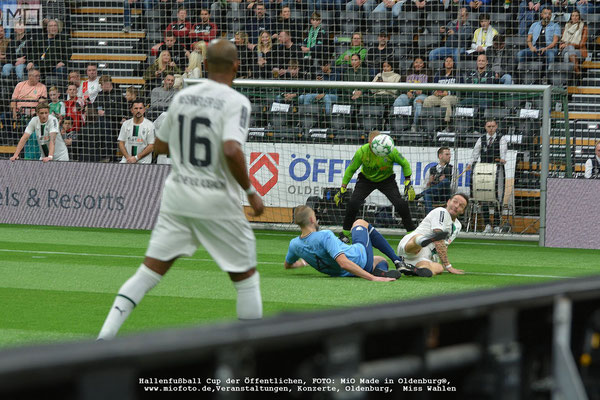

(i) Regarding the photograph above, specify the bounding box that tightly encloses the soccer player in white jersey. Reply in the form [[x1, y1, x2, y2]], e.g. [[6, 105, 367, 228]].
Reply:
[[397, 193, 468, 276], [118, 100, 155, 164], [98, 39, 264, 340], [10, 102, 69, 162]]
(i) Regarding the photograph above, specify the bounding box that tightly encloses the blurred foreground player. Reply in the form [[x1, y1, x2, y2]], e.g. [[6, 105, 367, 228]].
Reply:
[[98, 39, 264, 340]]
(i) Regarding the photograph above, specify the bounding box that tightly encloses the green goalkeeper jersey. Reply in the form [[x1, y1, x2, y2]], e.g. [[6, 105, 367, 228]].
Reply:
[[342, 144, 412, 185]]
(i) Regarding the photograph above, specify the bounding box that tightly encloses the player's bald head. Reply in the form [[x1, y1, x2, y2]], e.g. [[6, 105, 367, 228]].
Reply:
[[206, 39, 238, 73], [294, 205, 315, 228]]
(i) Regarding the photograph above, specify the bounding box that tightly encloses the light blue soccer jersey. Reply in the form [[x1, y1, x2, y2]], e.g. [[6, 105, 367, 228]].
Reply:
[[285, 230, 367, 277]]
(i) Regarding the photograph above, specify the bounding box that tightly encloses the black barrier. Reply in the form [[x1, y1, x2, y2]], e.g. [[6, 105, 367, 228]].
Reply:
[[1, 276, 599, 399]]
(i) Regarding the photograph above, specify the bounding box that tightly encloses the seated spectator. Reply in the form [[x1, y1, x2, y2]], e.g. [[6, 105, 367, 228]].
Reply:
[[78, 63, 101, 104], [2, 22, 33, 81], [11, 69, 47, 121], [467, 13, 497, 58], [29, 19, 70, 80], [272, 30, 304, 75], [144, 50, 183, 88], [518, 0, 542, 36], [301, 12, 330, 62], [423, 56, 461, 128], [488, 34, 514, 85], [64, 83, 84, 131], [246, 3, 272, 45], [151, 32, 189, 67], [276, 60, 310, 103], [234, 31, 255, 79], [366, 30, 395, 78], [341, 53, 370, 104], [559, 10, 587, 77], [371, 60, 401, 102], [393, 57, 430, 131], [165, 7, 193, 47], [372, 0, 403, 23], [346, 0, 377, 13], [405, 0, 442, 33], [182, 41, 206, 79], [462, 54, 497, 106], [335, 32, 367, 67], [467, 0, 492, 13], [429, 7, 473, 62], [149, 73, 176, 118], [516, 7, 560, 68], [48, 86, 66, 121], [298, 60, 340, 114], [189, 8, 218, 45], [272, 6, 300, 43], [255, 30, 275, 79]]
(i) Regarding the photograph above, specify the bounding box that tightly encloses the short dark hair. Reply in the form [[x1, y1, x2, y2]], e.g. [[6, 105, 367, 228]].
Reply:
[[451, 193, 469, 207], [131, 99, 145, 108], [479, 13, 490, 21], [437, 146, 450, 156]]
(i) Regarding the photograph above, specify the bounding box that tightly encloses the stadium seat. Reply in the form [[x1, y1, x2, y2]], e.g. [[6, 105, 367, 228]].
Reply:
[[548, 62, 573, 88], [359, 105, 385, 133], [339, 11, 359, 34], [250, 103, 267, 128], [298, 104, 322, 132], [417, 107, 445, 134], [398, 11, 419, 33], [330, 105, 355, 140], [484, 107, 510, 121], [517, 61, 544, 85]]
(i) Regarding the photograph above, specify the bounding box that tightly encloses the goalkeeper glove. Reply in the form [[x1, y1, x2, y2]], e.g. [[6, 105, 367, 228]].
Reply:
[[334, 187, 347, 206], [404, 179, 416, 201]]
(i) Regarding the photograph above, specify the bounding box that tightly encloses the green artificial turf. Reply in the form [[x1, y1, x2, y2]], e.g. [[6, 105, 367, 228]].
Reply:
[[0, 224, 599, 349]]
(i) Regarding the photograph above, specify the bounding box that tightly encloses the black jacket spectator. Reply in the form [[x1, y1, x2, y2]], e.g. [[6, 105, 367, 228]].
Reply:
[[246, 4, 272, 44], [30, 21, 71, 77]]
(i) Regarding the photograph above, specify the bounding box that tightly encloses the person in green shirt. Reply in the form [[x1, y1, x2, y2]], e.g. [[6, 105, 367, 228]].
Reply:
[[335, 32, 367, 66], [335, 131, 417, 243]]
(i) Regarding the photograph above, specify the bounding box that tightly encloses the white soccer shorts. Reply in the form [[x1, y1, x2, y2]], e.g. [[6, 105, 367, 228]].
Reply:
[[397, 231, 435, 265], [146, 212, 257, 273]]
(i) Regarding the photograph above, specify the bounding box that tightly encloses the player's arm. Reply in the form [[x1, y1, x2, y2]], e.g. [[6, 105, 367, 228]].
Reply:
[[136, 143, 155, 161], [223, 139, 264, 217], [335, 253, 395, 282], [341, 148, 364, 188], [284, 259, 308, 269], [154, 138, 169, 155], [433, 238, 464, 275], [10, 132, 31, 161], [42, 131, 58, 162], [391, 150, 412, 180]]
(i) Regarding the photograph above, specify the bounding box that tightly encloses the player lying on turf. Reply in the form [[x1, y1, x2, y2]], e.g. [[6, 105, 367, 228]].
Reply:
[[284, 205, 438, 281], [397, 193, 468, 275]]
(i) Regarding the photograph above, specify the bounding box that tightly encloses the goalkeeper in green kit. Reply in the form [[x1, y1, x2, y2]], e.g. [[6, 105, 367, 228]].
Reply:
[[335, 131, 417, 243]]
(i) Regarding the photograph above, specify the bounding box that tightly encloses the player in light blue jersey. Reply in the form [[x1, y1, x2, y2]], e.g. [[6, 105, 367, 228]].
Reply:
[[285, 205, 434, 280]]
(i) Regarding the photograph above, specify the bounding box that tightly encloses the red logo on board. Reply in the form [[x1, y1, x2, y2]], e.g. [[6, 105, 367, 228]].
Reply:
[[249, 153, 279, 196]]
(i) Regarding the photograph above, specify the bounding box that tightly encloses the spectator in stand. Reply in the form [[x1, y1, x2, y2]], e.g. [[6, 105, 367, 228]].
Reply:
[[48, 86, 66, 121], [488, 34, 514, 85], [64, 83, 84, 132], [234, 31, 255, 79], [43, 0, 70, 34], [2, 22, 33, 81], [67, 70, 81, 91], [336, 32, 367, 67], [467, 0, 492, 13], [559, 10, 587, 78], [516, 7, 560, 67], [584, 141, 600, 179], [371, 60, 401, 103], [123, 0, 153, 33], [0, 26, 10, 72], [144, 50, 183, 88], [301, 12, 330, 62], [468, 13, 497, 58], [189, 8, 218, 45], [149, 73, 176, 119], [429, 7, 473, 62], [182, 41, 206, 79], [366, 30, 395, 79], [393, 57, 430, 132], [165, 7, 193, 47], [11, 69, 47, 121], [371, 0, 404, 29], [275, 60, 311, 104], [60, 116, 75, 148], [78, 63, 101, 104], [151, 33, 189, 67], [246, 3, 272, 45], [299, 60, 339, 114], [423, 56, 461, 129], [272, 30, 304, 75], [30, 19, 70, 81], [346, 0, 377, 14], [405, 0, 441, 34], [95, 75, 128, 136], [255, 30, 275, 79], [462, 54, 497, 107], [272, 6, 300, 43], [518, 0, 542, 36], [341, 54, 370, 104]]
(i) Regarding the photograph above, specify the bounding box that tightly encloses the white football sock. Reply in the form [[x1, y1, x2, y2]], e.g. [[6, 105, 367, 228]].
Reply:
[[233, 271, 262, 320], [97, 264, 162, 340]]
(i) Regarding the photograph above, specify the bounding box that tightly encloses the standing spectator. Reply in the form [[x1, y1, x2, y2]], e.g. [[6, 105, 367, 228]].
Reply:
[[118, 100, 155, 164], [95, 75, 128, 137], [336, 32, 367, 67], [144, 50, 183, 88], [11, 69, 47, 121], [48, 86, 66, 120], [423, 56, 461, 128], [468, 13, 497, 58], [272, 6, 300, 43], [559, 10, 588, 78], [2, 23, 33, 81], [165, 7, 193, 47], [272, 30, 304, 74], [371, 60, 401, 102], [78, 63, 101, 104], [299, 60, 340, 114], [60, 116, 75, 148], [246, 3, 272, 45], [301, 12, 329, 62], [29, 19, 70, 81], [255, 30, 275, 79], [67, 70, 81, 91], [341, 54, 370, 104], [64, 83, 84, 132], [417, 146, 454, 213], [393, 57, 430, 132], [488, 34, 514, 85], [234, 31, 255, 79], [518, 0, 542, 36], [429, 7, 473, 62], [189, 8, 218, 45], [366, 30, 395, 78], [584, 141, 600, 179], [151, 33, 189, 67], [516, 7, 560, 68], [149, 74, 176, 118]]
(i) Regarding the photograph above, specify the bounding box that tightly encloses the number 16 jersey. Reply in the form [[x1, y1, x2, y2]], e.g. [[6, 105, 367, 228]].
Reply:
[[156, 80, 251, 220]]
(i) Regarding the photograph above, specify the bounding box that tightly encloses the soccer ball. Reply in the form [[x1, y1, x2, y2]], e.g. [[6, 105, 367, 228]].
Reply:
[[370, 134, 394, 157]]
